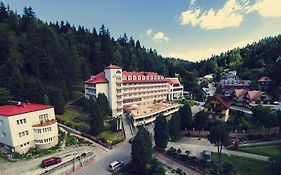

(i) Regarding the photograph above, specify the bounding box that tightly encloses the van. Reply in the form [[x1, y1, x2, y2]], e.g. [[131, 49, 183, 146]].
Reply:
[[41, 157, 62, 168], [108, 160, 124, 172]]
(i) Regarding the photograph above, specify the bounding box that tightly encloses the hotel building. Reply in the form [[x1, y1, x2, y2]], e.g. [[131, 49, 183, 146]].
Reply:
[[84, 65, 183, 126], [0, 103, 58, 154]]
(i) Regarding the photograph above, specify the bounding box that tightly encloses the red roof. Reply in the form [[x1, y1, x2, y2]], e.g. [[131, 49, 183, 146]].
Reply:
[[258, 76, 271, 82], [204, 95, 231, 109], [0, 103, 53, 116], [247, 90, 265, 101], [122, 71, 158, 77], [84, 72, 108, 84], [105, 64, 122, 69], [166, 78, 180, 85], [234, 89, 248, 98]]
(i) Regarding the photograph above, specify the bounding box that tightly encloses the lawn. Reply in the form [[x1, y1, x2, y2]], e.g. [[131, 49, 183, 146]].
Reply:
[[212, 153, 272, 175], [56, 105, 90, 133], [240, 145, 281, 157], [98, 130, 125, 145]]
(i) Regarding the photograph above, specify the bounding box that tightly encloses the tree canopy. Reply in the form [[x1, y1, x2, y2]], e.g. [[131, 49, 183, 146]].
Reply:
[[154, 114, 169, 150]]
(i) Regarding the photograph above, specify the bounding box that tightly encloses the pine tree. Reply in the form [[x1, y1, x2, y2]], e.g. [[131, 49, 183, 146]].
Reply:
[[43, 94, 50, 105], [132, 126, 152, 173], [169, 112, 181, 140], [154, 114, 169, 150], [194, 111, 208, 139], [90, 102, 104, 135], [179, 104, 192, 130], [0, 87, 12, 105]]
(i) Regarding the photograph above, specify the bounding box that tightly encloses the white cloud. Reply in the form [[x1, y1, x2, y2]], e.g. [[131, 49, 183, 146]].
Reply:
[[146, 29, 153, 36], [247, 0, 281, 17], [168, 39, 253, 61], [153, 32, 170, 42], [179, 0, 250, 30]]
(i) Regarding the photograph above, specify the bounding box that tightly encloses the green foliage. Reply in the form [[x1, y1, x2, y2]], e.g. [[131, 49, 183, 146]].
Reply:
[[96, 93, 112, 117], [149, 158, 166, 175], [179, 104, 192, 130], [194, 110, 208, 138], [208, 123, 231, 164], [169, 112, 181, 140], [43, 94, 50, 105], [0, 87, 12, 105], [154, 114, 169, 150], [131, 126, 152, 172], [90, 101, 104, 135], [270, 155, 281, 175]]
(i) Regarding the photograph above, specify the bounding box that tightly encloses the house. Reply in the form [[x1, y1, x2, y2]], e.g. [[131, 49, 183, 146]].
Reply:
[[220, 71, 251, 94], [0, 103, 58, 154], [84, 65, 183, 126], [203, 96, 231, 122], [233, 89, 274, 108], [258, 76, 271, 91]]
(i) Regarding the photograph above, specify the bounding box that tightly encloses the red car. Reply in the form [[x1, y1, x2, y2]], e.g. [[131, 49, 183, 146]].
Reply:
[[41, 157, 62, 168]]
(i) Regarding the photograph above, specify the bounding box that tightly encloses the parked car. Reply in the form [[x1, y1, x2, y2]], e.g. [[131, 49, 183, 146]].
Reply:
[[202, 150, 211, 161], [108, 160, 124, 172], [128, 137, 135, 144], [41, 156, 62, 168]]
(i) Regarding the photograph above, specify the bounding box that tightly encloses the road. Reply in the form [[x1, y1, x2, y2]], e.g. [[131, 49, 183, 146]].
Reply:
[[76, 141, 131, 175]]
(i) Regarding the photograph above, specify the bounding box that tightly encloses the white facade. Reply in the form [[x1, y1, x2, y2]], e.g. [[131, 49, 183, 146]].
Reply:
[[0, 103, 58, 154], [84, 65, 184, 124]]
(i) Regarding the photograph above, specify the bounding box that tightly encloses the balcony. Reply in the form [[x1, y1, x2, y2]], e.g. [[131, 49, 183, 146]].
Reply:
[[33, 119, 57, 128]]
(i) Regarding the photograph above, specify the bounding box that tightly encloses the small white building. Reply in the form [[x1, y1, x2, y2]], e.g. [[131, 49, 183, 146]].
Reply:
[[0, 103, 59, 154]]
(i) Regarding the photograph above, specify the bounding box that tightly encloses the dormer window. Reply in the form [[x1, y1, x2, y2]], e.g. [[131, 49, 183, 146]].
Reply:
[[161, 76, 164, 79], [146, 76, 149, 80], [154, 76, 157, 79], [116, 70, 121, 74], [123, 76, 127, 80], [133, 76, 136, 80], [128, 76, 132, 80], [142, 76, 145, 80], [150, 76, 153, 80], [158, 76, 160, 79], [138, 76, 141, 80]]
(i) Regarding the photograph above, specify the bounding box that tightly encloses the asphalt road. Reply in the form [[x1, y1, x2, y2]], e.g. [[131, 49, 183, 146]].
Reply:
[[77, 141, 131, 175]]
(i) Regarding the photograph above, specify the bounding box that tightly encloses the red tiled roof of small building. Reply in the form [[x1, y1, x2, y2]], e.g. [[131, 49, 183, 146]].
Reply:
[[0, 103, 53, 116], [247, 90, 265, 101], [258, 76, 271, 82], [84, 72, 109, 84], [204, 95, 231, 109], [234, 89, 248, 98], [105, 64, 122, 69]]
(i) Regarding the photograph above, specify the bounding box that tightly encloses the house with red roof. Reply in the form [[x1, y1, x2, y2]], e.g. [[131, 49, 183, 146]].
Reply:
[[203, 95, 231, 121], [84, 64, 183, 126], [0, 103, 58, 154], [258, 76, 272, 91], [233, 89, 274, 108]]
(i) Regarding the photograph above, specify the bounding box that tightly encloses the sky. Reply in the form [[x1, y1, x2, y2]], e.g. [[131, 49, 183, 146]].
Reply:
[[3, 0, 281, 62]]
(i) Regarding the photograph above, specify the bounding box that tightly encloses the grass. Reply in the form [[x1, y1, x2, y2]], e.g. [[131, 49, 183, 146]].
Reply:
[[240, 145, 281, 157], [56, 105, 90, 133], [97, 130, 125, 145], [212, 153, 272, 175]]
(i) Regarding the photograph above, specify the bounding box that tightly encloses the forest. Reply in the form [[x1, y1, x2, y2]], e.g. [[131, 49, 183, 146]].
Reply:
[[0, 2, 280, 113]]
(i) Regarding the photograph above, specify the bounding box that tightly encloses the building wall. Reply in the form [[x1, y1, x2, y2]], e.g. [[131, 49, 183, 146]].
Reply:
[[0, 108, 58, 154]]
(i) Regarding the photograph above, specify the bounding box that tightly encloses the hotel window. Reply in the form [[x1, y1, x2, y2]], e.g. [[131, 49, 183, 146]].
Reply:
[[0, 132, 6, 138], [123, 76, 127, 80], [39, 114, 49, 122], [146, 76, 149, 80], [128, 76, 132, 80], [133, 76, 136, 80], [138, 76, 141, 80], [142, 76, 145, 80], [150, 76, 153, 80]]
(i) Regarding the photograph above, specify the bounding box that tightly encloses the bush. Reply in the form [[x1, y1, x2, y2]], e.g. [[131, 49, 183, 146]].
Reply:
[[223, 163, 234, 175]]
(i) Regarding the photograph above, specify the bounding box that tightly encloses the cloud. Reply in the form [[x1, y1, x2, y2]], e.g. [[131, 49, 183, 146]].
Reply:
[[179, 0, 250, 30], [146, 29, 153, 36], [247, 0, 281, 17], [189, 0, 196, 7], [168, 39, 253, 61], [153, 32, 170, 42]]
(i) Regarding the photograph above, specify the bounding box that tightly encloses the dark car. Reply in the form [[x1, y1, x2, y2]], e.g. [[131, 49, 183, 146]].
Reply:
[[41, 156, 62, 168], [128, 137, 134, 144]]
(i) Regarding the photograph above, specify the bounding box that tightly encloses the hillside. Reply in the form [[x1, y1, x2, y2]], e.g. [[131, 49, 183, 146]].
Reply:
[[0, 2, 280, 114]]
